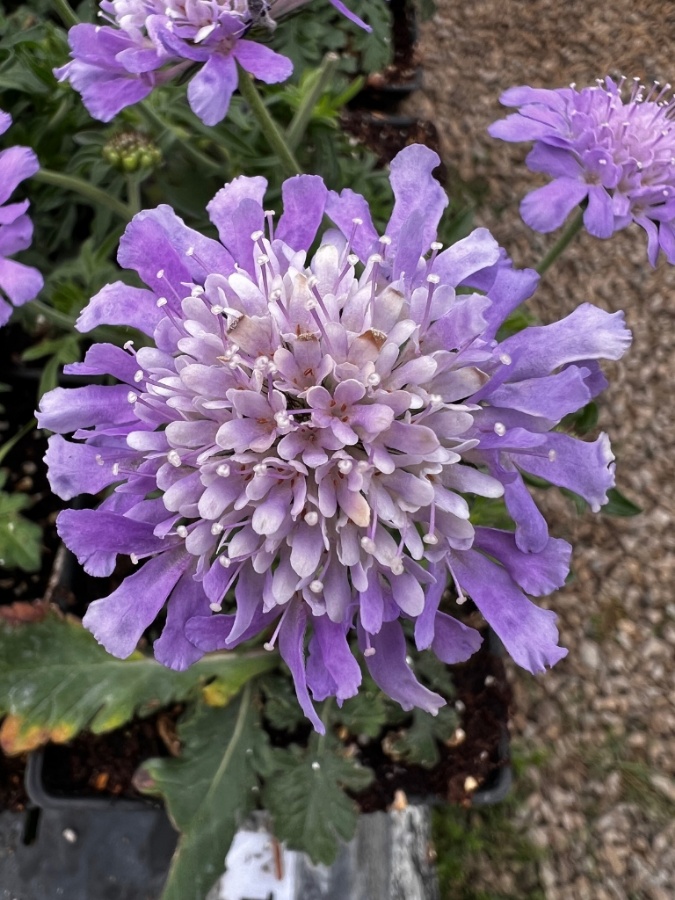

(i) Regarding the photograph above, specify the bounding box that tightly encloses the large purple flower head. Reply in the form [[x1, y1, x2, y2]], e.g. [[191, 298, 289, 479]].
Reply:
[[489, 76, 675, 264], [0, 111, 43, 325], [38, 145, 630, 731], [54, 1, 368, 126]]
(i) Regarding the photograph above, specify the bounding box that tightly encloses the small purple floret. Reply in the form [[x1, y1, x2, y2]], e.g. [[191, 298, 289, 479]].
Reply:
[[0, 110, 43, 325], [54, 1, 368, 125], [39, 145, 630, 729], [489, 76, 675, 264]]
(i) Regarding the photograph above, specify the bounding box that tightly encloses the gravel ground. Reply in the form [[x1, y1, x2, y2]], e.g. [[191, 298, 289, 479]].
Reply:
[[414, 1, 675, 896]]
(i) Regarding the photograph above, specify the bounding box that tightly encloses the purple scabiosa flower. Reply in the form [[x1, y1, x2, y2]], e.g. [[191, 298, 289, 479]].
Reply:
[[489, 76, 675, 264], [38, 145, 629, 730], [54, 1, 368, 126], [0, 111, 43, 326]]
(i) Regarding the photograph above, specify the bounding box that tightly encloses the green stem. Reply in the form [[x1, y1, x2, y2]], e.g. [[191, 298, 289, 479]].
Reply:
[[33, 169, 132, 221], [29, 300, 124, 344], [0, 418, 36, 466], [53, 0, 79, 28], [535, 208, 585, 275], [139, 102, 221, 172], [127, 176, 142, 216], [286, 53, 340, 153], [236, 65, 302, 176]]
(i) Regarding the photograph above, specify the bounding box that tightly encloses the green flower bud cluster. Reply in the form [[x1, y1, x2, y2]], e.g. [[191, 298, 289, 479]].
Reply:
[[102, 132, 161, 173]]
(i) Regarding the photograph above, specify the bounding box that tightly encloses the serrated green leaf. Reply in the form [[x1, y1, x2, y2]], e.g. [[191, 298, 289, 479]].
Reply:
[[601, 487, 642, 517], [385, 705, 458, 769], [263, 734, 373, 865], [0, 488, 42, 572], [138, 687, 262, 900], [0, 612, 276, 753], [261, 673, 309, 733], [333, 688, 388, 738]]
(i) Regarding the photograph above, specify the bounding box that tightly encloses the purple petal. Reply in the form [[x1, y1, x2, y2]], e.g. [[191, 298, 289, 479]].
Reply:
[[501, 468, 549, 553], [77, 281, 162, 335], [450, 549, 568, 674], [154, 570, 210, 669], [276, 176, 328, 251], [360, 619, 445, 714], [431, 612, 483, 664], [44, 435, 126, 500], [488, 366, 593, 420], [325, 188, 379, 261], [0, 146, 39, 206], [520, 178, 588, 232], [309, 615, 361, 702], [234, 40, 293, 83], [432, 228, 500, 287], [83, 549, 190, 658], [188, 53, 238, 126], [63, 342, 139, 384], [525, 144, 582, 179], [0, 257, 43, 309], [57, 508, 170, 576], [583, 185, 615, 238], [278, 602, 325, 733], [37, 384, 135, 433], [387, 145, 447, 257], [207, 175, 267, 251], [474, 528, 571, 596]]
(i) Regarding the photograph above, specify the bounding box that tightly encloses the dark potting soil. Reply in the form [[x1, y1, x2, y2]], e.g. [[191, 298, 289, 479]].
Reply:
[[0, 752, 29, 811], [352, 635, 511, 813]]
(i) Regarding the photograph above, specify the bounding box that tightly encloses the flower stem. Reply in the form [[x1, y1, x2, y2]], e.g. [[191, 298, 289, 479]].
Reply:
[[0, 418, 36, 467], [127, 175, 142, 216], [33, 169, 133, 221], [53, 0, 79, 28], [535, 208, 585, 275], [236, 65, 302, 176], [286, 53, 340, 153]]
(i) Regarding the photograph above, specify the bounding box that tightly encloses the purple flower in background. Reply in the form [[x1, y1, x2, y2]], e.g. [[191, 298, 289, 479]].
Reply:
[[0, 111, 43, 326], [54, 1, 369, 126], [489, 76, 675, 264], [38, 145, 629, 730]]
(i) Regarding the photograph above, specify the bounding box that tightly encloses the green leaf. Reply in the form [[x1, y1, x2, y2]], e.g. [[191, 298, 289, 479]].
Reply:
[[333, 688, 389, 738], [601, 487, 642, 517], [0, 612, 276, 753], [263, 733, 374, 865], [138, 687, 263, 900], [0, 486, 42, 573], [384, 705, 458, 769]]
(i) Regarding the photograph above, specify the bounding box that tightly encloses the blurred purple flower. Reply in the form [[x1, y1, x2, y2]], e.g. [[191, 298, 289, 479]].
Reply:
[[0, 111, 43, 326], [489, 76, 675, 264], [38, 145, 629, 730], [54, 1, 368, 126]]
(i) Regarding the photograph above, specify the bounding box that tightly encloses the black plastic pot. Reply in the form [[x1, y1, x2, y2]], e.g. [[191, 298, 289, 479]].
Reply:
[[0, 751, 177, 900]]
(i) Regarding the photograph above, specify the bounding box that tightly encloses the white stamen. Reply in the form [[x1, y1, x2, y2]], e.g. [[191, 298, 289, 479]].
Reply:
[[364, 647, 376, 657], [112, 463, 120, 476], [390, 557, 404, 576], [253, 463, 268, 475], [548, 449, 557, 462], [185, 246, 195, 257], [217, 463, 231, 478], [304, 511, 319, 526], [309, 579, 323, 594], [210, 602, 223, 612], [123, 340, 135, 351], [219, 555, 231, 567], [347, 254, 359, 266], [430, 241, 443, 251], [352, 217, 363, 226], [494, 422, 507, 436], [211, 522, 224, 535], [337, 459, 353, 474], [156, 269, 164, 279], [95, 454, 104, 466], [127, 392, 138, 404], [156, 297, 168, 308], [367, 373, 381, 387], [423, 533, 439, 545], [176, 525, 188, 538], [133, 369, 144, 383], [360, 536, 376, 554], [379, 235, 392, 246], [499, 352, 512, 365], [426, 273, 440, 285], [130, 553, 139, 565], [250, 230, 264, 241]]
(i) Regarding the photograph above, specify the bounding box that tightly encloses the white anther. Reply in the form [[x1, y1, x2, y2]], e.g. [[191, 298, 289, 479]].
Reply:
[[176, 525, 188, 538], [311, 761, 321, 771], [275, 412, 291, 428], [216, 463, 231, 478], [367, 373, 381, 387], [130, 553, 139, 565], [95, 454, 104, 466], [304, 511, 319, 526], [379, 235, 392, 246], [219, 555, 231, 567], [257, 254, 269, 266], [423, 533, 439, 545], [156, 297, 168, 308], [253, 463, 268, 475], [364, 647, 376, 657], [211, 522, 224, 535], [186, 246, 195, 257], [167, 450, 182, 468], [368, 253, 383, 265], [133, 369, 144, 383], [112, 463, 120, 476], [309, 579, 323, 594], [356, 460, 369, 473], [337, 459, 353, 474], [430, 241, 443, 251], [250, 230, 264, 241], [306, 275, 319, 288], [127, 392, 138, 404], [599, 158, 607, 165], [426, 273, 441, 285], [306, 298, 318, 311], [124, 340, 135, 351], [360, 536, 376, 554], [211, 305, 225, 315], [347, 254, 359, 266], [494, 422, 507, 436], [428, 393, 442, 405], [548, 449, 557, 462], [264, 209, 275, 217], [409, 395, 424, 410], [390, 557, 404, 576], [191, 285, 205, 297], [209, 602, 223, 612], [499, 352, 512, 365], [156, 269, 165, 279], [270, 289, 282, 301], [255, 355, 270, 369], [352, 217, 363, 226]]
